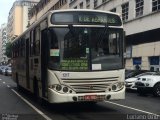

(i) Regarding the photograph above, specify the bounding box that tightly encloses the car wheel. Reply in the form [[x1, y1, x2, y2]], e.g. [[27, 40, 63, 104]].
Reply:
[[153, 83, 160, 97], [137, 88, 145, 95]]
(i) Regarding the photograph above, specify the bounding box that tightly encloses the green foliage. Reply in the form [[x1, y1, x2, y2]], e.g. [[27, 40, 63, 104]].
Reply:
[[5, 42, 12, 58]]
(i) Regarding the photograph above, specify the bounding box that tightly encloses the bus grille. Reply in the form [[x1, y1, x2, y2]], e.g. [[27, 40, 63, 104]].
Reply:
[[61, 77, 119, 93]]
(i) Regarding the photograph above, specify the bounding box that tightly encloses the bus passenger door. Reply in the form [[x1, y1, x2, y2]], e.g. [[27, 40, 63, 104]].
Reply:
[[41, 29, 48, 98]]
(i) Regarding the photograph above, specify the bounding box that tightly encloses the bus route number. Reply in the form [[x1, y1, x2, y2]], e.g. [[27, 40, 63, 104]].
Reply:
[[62, 73, 70, 77]]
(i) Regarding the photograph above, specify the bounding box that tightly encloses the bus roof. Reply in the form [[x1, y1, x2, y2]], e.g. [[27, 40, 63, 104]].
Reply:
[[50, 9, 121, 16], [12, 9, 121, 43]]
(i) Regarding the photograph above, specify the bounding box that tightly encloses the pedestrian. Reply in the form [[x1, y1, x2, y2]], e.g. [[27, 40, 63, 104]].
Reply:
[[135, 64, 140, 70]]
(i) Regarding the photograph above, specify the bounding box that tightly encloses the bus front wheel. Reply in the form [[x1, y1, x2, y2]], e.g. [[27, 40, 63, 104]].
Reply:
[[33, 77, 39, 100]]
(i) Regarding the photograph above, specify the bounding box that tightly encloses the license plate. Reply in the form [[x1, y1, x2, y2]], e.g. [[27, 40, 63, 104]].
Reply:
[[84, 95, 97, 101]]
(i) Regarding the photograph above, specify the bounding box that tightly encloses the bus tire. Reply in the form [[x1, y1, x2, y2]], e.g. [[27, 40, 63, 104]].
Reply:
[[33, 77, 44, 105], [33, 77, 39, 99]]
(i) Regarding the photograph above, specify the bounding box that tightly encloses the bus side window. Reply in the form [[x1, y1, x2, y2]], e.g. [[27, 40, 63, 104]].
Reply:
[[30, 30, 34, 56], [20, 38, 25, 57], [49, 30, 58, 49], [18, 41, 20, 57], [29, 27, 40, 56], [48, 29, 59, 69], [35, 26, 40, 55]]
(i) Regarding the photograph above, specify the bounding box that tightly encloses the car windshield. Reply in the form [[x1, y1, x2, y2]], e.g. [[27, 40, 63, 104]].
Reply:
[[154, 72, 160, 75], [135, 72, 155, 78], [47, 27, 123, 71]]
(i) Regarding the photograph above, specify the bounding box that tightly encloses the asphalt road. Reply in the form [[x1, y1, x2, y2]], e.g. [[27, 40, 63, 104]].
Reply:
[[0, 75, 160, 120]]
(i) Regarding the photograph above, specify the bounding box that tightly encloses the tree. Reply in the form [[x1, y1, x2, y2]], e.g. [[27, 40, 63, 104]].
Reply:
[[5, 42, 12, 58]]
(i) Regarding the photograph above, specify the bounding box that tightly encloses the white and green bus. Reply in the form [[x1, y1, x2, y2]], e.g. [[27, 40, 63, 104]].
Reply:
[[12, 9, 125, 103]]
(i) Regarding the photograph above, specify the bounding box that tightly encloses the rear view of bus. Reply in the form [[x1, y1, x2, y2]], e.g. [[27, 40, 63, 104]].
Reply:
[[46, 10, 125, 103]]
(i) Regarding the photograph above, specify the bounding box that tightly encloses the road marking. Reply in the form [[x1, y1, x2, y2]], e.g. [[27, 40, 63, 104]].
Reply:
[[0, 79, 1, 80], [7, 85, 10, 88], [3, 82, 5, 84], [11, 89, 52, 120], [105, 101, 159, 117]]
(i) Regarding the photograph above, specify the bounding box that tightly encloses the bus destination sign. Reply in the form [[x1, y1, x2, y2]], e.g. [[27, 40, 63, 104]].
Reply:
[[60, 59, 88, 71], [51, 11, 122, 26], [78, 15, 117, 24]]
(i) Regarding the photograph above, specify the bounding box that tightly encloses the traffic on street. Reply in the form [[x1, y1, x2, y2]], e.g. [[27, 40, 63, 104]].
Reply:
[[0, 74, 159, 120]]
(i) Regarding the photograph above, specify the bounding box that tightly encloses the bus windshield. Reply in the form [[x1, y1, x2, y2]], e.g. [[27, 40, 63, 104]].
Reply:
[[48, 27, 123, 71]]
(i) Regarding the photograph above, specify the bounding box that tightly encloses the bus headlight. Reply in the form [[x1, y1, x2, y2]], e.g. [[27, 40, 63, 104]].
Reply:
[[49, 84, 75, 94], [63, 87, 69, 93], [112, 82, 125, 92], [56, 85, 62, 91], [112, 85, 117, 91]]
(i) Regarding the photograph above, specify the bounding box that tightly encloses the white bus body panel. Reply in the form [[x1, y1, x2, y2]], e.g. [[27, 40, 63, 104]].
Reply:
[[48, 87, 125, 103], [47, 69, 125, 103]]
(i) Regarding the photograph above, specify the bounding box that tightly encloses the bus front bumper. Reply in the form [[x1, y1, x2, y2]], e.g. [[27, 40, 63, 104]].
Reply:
[[48, 87, 125, 103]]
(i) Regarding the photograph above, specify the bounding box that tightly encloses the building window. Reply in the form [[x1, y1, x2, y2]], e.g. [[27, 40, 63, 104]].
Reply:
[[135, 0, 144, 17], [102, 0, 107, 3], [133, 57, 142, 70], [102, 0, 111, 4], [133, 57, 142, 65], [122, 3, 129, 22], [110, 8, 116, 12], [28, 7, 32, 20], [152, 0, 160, 12], [70, 0, 75, 3], [149, 56, 159, 65], [149, 56, 159, 71], [86, 0, 90, 9], [94, 0, 98, 8], [80, 2, 83, 9]]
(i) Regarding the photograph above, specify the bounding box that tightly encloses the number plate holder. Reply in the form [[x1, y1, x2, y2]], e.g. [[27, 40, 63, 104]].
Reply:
[[84, 95, 97, 101]]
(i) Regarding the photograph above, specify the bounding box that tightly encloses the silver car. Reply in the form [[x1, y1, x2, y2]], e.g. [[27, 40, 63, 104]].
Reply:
[[1, 66, 8, 75], [125, 72, 156, 90], [2, 67, 12, 76], [6, 67, 12, 76]]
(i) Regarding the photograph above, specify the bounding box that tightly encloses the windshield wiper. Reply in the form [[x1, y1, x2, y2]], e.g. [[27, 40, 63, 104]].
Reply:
[[68, 24, 76, 37]]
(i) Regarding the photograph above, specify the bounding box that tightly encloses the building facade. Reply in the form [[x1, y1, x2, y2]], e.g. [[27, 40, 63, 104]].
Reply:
[[0, 24, 9, 65], [0, 28, 2, 64], [29, 0, 160, 71], [29, 0, 68, 24], [7, 0, 39, 41], [69, 0, 160, 71]]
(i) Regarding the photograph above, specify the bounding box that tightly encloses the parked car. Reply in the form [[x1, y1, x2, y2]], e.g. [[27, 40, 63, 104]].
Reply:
[[0, 66, 5, 74], [125, 72, 156, 90], [2, 67, 8, 76], [135, 72, 160, 96], [6, 67, 12, 76], [2, 66, 12, 76], [0, 66, 8, 74], [125, 70, 148, 79]]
